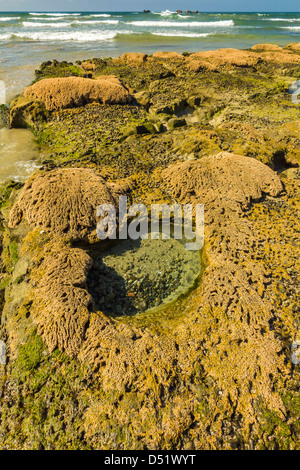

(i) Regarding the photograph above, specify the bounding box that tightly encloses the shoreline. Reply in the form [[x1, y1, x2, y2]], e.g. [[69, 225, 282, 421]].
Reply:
[[2, 40, 300, 104], [1, 10, 300, 101]]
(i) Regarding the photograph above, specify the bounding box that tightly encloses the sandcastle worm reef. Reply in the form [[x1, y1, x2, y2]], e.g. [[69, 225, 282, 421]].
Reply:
[[0, 44, 299, 450]]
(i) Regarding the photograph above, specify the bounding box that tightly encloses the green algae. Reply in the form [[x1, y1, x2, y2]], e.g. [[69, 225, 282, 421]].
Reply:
[[14, 331, 44, 373], [0, 181, 23, 209], [34, 60, 84, 82]]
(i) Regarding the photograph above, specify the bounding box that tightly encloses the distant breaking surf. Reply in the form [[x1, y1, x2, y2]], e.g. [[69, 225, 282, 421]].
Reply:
[[29, 12, 81, 16], [128, 20, 234, 27]]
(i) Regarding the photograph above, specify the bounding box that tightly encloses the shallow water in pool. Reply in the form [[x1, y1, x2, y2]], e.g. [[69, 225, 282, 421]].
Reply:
[[88, 234, 201, 317]]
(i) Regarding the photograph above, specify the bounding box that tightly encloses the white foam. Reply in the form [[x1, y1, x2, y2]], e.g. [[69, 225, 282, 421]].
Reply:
[[152, 10, 177, 16], [128, 20, 234, 27], [0, 16, 20, 21], [0, 30, 118, 41], [29, 12, 81, 16], [265, 17, 300, 22], [282, 26, 300, 31], [73, 19, 119, 25], [27, 16, 74, 21], [23, 21, 72, 27], [160, 10, 177, 16], [90, 14, 111, 17]]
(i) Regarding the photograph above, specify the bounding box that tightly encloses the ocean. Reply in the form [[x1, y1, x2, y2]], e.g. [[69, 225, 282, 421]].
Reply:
[[0, 10, 299, 100]]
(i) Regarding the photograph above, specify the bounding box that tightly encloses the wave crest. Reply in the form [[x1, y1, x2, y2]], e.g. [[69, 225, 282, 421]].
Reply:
[[0, 30, 118, 41], [128, 20, 234, 27]]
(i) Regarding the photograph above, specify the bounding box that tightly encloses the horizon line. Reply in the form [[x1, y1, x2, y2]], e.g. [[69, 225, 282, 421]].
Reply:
[[0, 10, 300, 13]]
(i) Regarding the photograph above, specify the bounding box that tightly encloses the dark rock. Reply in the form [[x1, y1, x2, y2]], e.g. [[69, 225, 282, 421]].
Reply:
[[186, 95, 202, 107], [167, 117, 187, 130]]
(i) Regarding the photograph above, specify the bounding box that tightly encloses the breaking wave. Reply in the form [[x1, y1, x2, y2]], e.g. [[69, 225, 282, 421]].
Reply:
[[0, 30, 119, 41], [128, 20, 234, 27]]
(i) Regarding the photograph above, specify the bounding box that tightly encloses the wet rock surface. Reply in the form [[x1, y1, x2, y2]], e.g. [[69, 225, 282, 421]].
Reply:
[[0, 45, 299, 450]]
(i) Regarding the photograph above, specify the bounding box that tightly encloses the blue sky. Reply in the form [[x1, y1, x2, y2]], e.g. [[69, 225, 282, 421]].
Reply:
[[0, 0, 299, 12]]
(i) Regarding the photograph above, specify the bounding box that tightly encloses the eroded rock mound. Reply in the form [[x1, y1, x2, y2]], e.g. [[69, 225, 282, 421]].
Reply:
[[161, 152, 287, 418], [8, 168, 121, 242], [186, 46, 300, 71], [189, 48, 259, 68], [152, 51, 184, 60], [112, 52, 148, 65], [284, 42, 300, 52], [23, 76, 132, 111], [251, 43, 283, 51], [95, 74, 124, 86], [162, 152, 283, 208], [30, 241, 93, 357]]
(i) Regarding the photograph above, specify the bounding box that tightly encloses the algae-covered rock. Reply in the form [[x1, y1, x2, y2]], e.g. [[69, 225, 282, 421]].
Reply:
[[149, 104, 173, 116], [81, 60, 97, 71], [134, 90, 151, 109], [167, 117, 187, 130], [185, 57, 218, 72], [1, 44, 300, 451], [9, 95, 48, 128], [0, 104, 9, 128], [127, 122, 157, 135], [34, 59, 84, 81]]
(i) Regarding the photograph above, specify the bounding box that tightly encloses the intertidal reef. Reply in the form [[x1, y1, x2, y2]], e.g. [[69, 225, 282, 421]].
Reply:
[[0, 44, 299, 450]]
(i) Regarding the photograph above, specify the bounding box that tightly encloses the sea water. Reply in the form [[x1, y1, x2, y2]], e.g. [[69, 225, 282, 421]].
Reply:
[[0, 127, 41, 183], [0, 11, 299, 100]]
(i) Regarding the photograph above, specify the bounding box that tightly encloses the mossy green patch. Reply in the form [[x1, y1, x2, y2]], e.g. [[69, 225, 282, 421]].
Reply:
[[14, 331, 44, 374], [34, 60, 84, 82]]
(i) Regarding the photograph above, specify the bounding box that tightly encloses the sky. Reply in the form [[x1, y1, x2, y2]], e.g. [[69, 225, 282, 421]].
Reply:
[[0, 0, 299, 12]]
